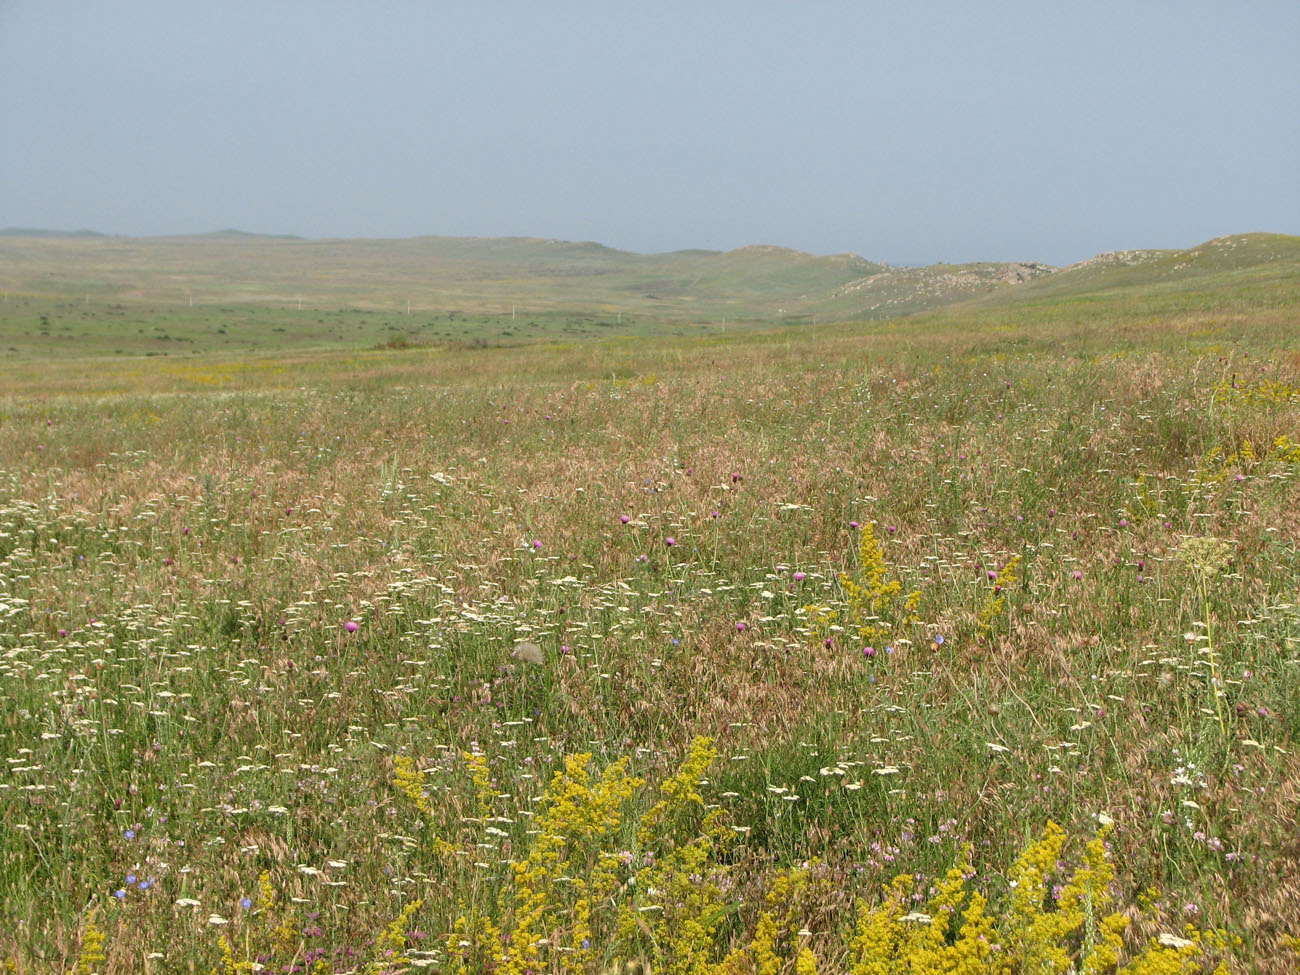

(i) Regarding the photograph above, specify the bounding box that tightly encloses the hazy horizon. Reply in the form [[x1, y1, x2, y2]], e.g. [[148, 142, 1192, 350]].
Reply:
[[2, 2, 1298, 266]]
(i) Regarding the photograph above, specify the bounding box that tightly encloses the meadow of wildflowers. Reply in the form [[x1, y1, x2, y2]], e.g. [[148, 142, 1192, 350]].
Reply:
[[1, 261, 1299, 972]]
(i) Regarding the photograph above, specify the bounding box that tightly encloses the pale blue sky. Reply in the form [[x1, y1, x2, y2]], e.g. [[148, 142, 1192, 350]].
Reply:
[[2, 1, 1297, 265]]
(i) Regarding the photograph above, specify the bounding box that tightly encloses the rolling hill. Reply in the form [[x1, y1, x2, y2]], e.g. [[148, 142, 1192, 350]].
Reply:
[[0, 230, 1295, 360]]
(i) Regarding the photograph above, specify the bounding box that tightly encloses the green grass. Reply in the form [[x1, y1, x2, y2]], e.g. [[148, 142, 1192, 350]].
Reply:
[[1, 235, 1299, 972]]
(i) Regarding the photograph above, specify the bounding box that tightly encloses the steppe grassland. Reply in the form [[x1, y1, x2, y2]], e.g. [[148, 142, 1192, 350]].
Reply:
[[2, 289, 1299, 972]]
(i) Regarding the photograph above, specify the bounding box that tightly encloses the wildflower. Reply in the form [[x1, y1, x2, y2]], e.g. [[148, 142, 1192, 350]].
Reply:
[[532, 539, 542, 549], [792, 571, 806, 582], [863, 646, 876, 658], [240, 897, 252, 910], [934, 634, 945, 645], [849, 520, 860, 529], [113, 889, 126, 900], [124, 829, 136, 840], [1072, 570, 1083, 580], [735, 622, 747, 632], [620, 514, 631, 523], [344, 620, 359, 633], [665, 536, 676, 546]]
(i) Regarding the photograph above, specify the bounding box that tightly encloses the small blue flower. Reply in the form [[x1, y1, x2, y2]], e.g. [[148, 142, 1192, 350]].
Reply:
[[113, 889, 126, 900], [138, 880, 151, 890], [582, 938, 591, 950], [124, 829, 136, 840], [935, 634, 945, 645], [241, 896, 253, 910], [126, 873, 137, 885]]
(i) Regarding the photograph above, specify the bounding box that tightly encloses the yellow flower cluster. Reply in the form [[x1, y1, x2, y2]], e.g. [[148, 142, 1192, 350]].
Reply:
[[393, 753, 432, 815], [447, 751, 644, 975], [1196, 434, 1300, 485], [371, 898, 424, 970], [463, 749, 496, 820], [1211, 376, 1300, 407], [69, 910, 107, 975], [839, 521, 920, 642], [413, 745, 1243, 975], [212, 871, 300, 975], [976, 554, 1021, 642]]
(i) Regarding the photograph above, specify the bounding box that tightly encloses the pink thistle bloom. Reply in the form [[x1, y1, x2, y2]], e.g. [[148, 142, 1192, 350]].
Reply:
[[792, 571, 806, 582], [344, 620, 359, 633], [735, 622, 747, 632], [620, 515, 631, 524], [665, 536, 676, 546]]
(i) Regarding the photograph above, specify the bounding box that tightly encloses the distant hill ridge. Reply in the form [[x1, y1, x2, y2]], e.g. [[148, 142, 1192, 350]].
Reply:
[[0, 228, 1295, 322], [0, 227, 108, 238]]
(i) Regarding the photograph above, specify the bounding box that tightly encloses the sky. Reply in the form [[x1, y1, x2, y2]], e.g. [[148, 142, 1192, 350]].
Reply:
[[2, 1, 1297, 266]]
